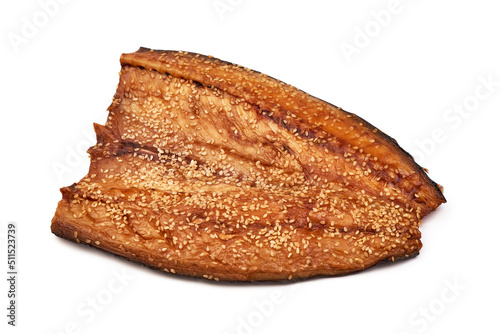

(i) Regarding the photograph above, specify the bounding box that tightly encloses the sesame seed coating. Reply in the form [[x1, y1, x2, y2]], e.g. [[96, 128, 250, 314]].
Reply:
[[51, 48, 445, 281]]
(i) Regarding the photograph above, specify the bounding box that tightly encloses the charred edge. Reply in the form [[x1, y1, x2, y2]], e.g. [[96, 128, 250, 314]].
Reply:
[[347, 112, 446, 204], [258, 108, 436, 210]]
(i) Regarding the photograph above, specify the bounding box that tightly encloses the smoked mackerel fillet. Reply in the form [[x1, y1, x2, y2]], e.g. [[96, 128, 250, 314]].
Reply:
[[51, 47, 446, 281]]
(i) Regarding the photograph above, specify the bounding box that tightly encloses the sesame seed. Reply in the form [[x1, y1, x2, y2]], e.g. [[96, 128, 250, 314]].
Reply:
[[55, 48, 444, 282]]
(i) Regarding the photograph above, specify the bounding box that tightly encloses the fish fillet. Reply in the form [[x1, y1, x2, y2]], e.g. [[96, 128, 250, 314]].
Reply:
[[51, 47, 446, 281]]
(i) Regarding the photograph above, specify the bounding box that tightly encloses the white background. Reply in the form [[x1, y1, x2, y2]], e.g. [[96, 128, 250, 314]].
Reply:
[[1, 0, 499, 333]]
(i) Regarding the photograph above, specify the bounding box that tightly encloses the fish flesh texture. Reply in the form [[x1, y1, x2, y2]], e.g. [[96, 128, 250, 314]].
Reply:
[[51, 48, 446, 281]]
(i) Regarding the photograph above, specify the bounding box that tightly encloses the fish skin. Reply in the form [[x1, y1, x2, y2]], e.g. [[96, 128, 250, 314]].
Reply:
[[51, 48, 445, 281]]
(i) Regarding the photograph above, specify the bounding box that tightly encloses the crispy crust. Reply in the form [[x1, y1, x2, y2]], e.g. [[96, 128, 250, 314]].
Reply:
[[51, 48, 445, 281]]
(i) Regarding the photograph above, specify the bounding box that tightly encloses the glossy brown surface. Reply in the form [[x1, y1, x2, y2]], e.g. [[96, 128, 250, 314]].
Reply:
[[51, 48, 445, 281]]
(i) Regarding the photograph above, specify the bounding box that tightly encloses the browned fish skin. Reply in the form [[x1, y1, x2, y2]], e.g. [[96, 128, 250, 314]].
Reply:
[[51, 48, 446, 281]]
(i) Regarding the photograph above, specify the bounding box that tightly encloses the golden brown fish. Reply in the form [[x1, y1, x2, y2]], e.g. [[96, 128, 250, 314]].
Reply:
[[51, 47, 446, 281]]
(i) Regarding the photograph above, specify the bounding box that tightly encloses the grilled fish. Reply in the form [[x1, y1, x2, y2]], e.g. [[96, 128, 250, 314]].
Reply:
[[51, 47, 446, 281]]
